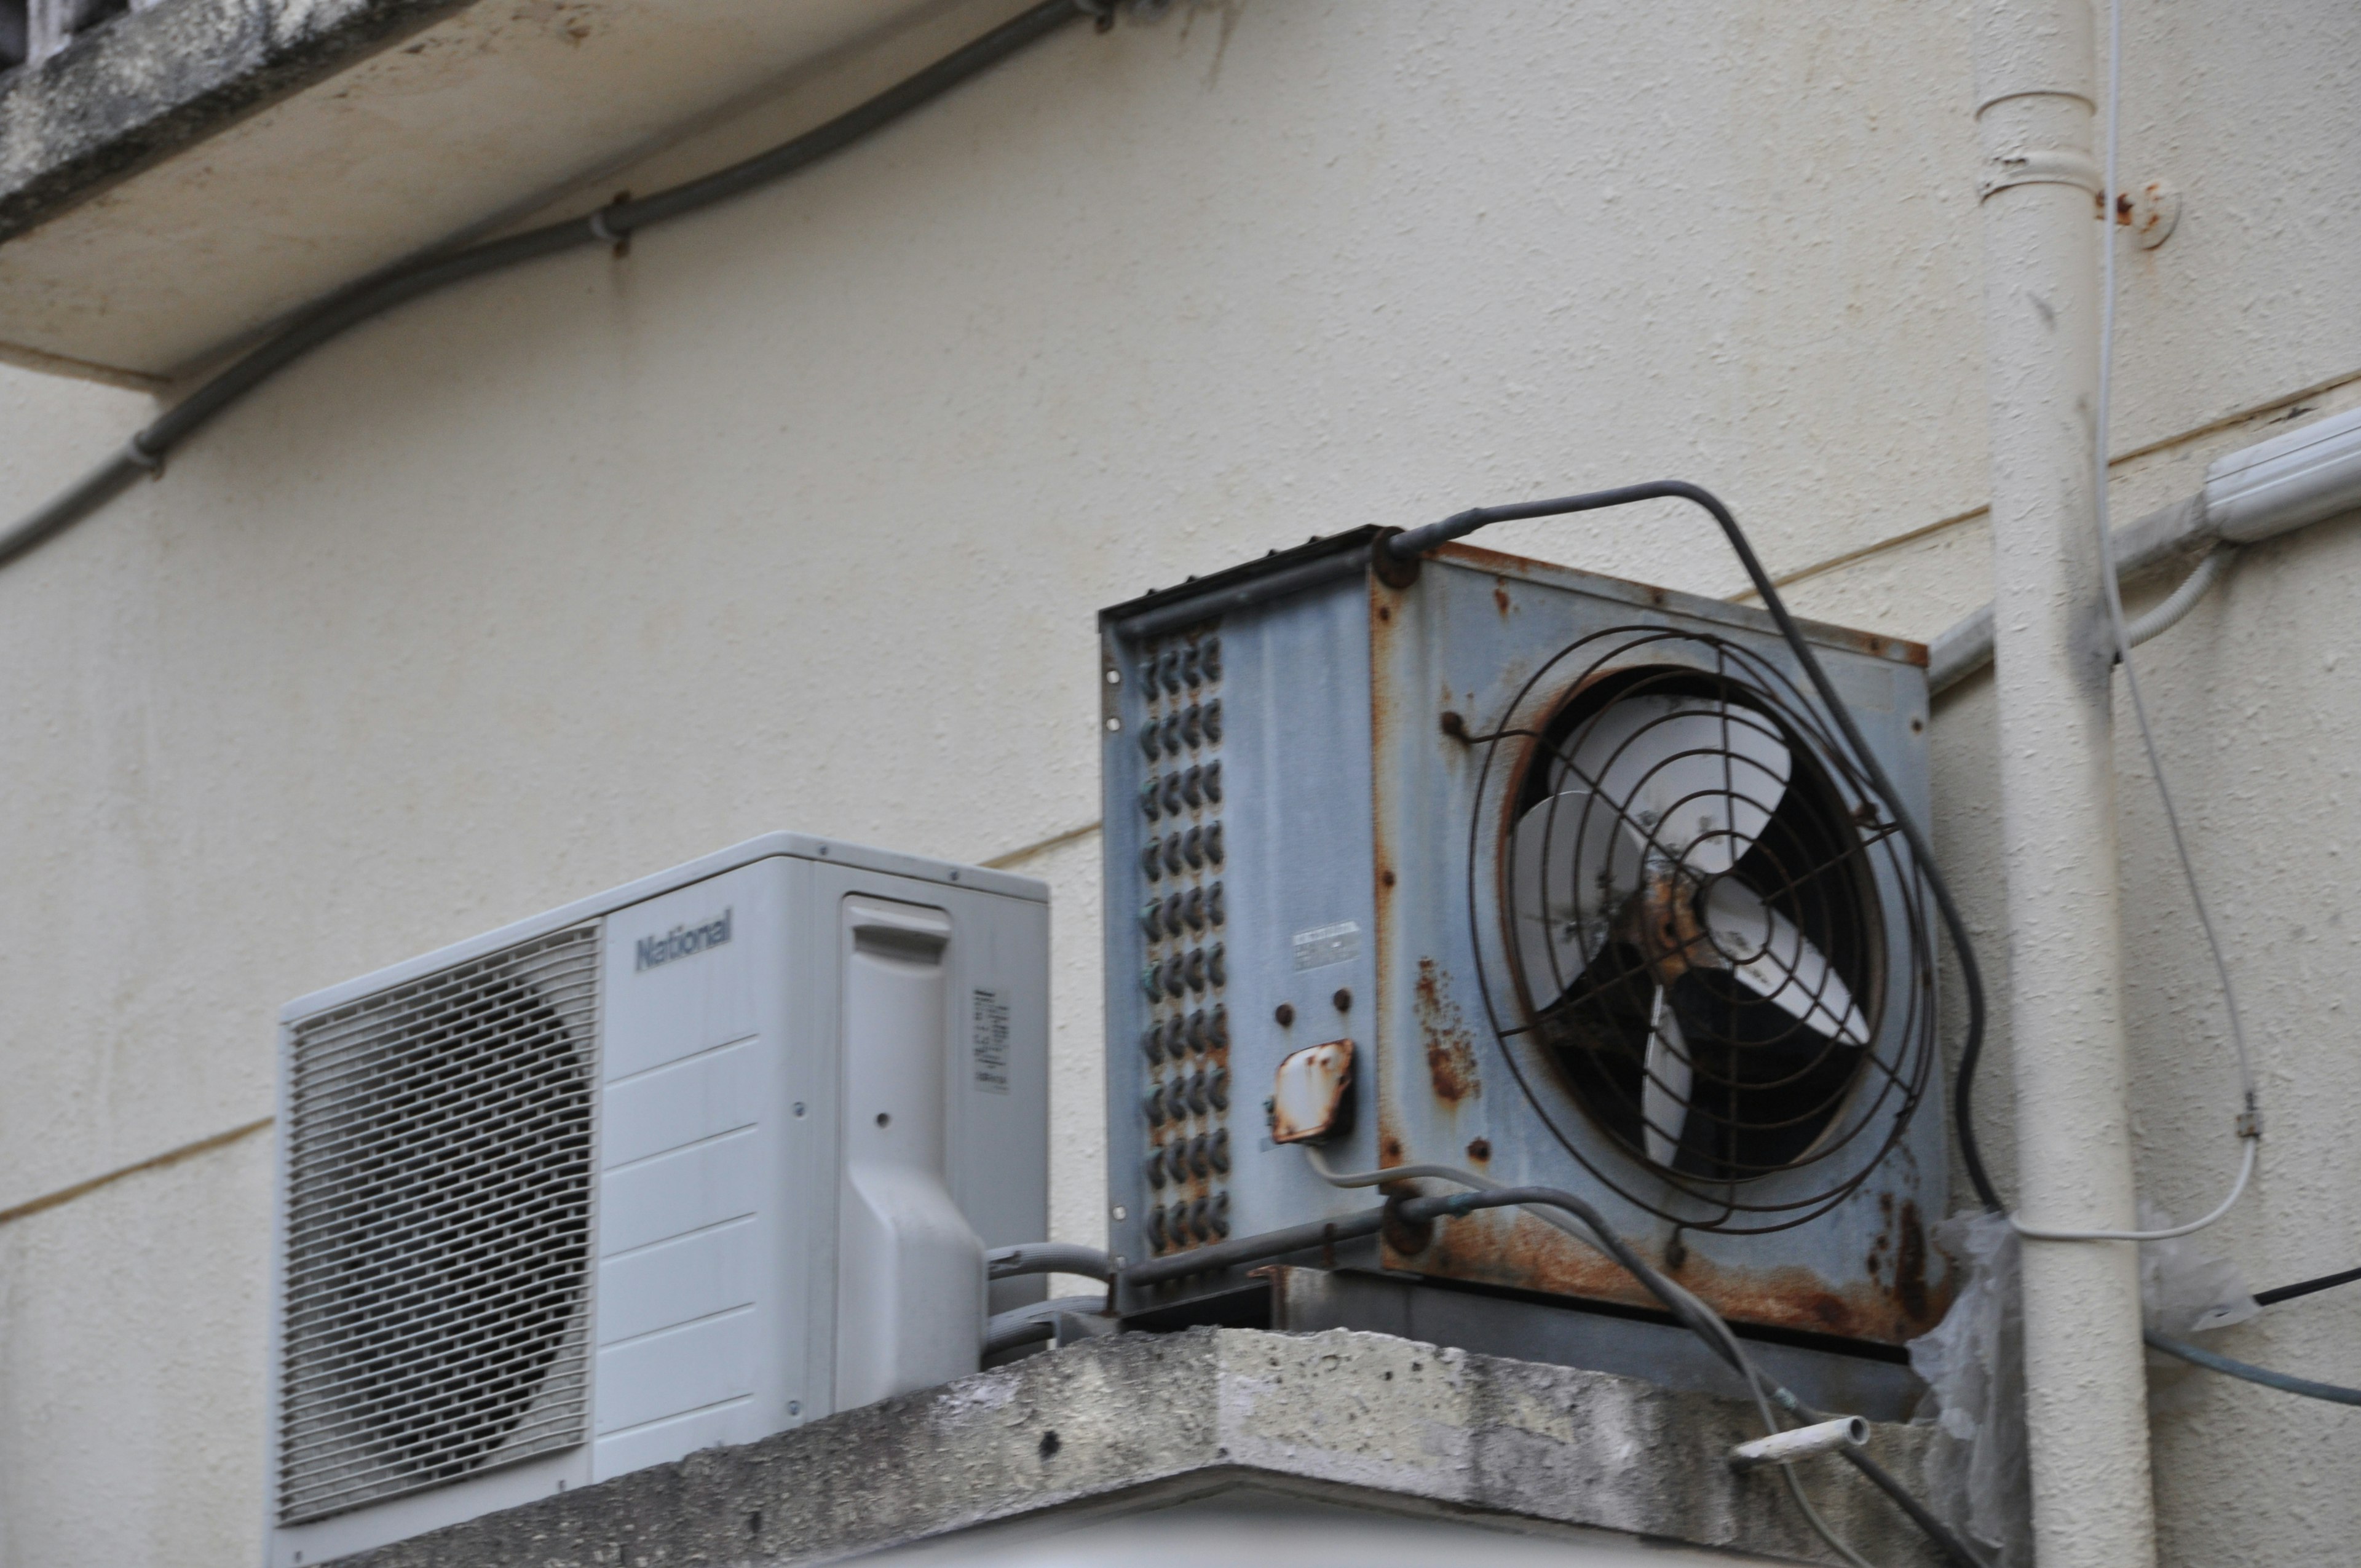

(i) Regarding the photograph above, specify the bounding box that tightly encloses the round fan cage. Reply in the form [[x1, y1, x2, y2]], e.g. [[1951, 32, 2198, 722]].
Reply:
[[1467, 627, 1936, 1235]]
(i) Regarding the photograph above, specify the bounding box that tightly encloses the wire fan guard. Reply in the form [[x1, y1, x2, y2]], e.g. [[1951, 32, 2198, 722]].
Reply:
[[1470, 628, 1935, 1235], [278, 924, 600, 1524]]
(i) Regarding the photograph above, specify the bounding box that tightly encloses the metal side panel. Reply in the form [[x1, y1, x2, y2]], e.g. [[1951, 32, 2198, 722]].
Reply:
[[1103, 566, 1382, 1297]]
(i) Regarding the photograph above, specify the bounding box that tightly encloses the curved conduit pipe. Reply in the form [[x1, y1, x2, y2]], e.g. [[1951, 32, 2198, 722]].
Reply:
[[1928, 401, 2361, 695]]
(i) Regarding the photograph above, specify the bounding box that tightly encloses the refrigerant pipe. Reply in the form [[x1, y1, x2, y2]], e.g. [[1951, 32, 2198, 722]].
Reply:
[[1972, 2, 2157, 1564]]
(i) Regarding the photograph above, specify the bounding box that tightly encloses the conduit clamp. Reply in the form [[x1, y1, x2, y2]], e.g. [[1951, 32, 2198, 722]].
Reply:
[[1978, 147, 2104, 202]]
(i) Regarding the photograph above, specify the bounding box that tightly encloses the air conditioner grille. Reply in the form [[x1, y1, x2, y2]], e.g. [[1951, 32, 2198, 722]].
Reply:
[[278, 924, 599, 1524]]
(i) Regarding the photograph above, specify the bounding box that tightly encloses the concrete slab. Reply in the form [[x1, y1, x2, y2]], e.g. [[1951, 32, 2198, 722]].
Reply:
[[333, 1328, 1945, 1567]]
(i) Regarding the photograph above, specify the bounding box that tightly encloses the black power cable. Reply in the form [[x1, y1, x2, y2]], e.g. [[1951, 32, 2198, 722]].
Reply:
[[0, 0, 1098, 572], [1387, 480, 2006, 1213], [2255, 1264, 2361, 1308]]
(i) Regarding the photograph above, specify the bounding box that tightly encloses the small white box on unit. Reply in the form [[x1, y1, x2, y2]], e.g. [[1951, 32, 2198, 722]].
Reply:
[[263, 834, 1048, 1567]]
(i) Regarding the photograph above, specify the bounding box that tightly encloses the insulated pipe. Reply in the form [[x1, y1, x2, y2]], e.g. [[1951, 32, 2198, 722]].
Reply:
[[1972, 4, 2157, 1566]]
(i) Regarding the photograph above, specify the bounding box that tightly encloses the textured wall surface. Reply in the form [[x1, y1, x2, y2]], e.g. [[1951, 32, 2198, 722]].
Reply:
[[0, 2, 2355, 1564]]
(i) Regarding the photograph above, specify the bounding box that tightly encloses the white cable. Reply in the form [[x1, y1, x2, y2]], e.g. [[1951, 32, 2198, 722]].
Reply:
[[2011, 0, 2260, 1246], [2014, 1138, 2256, 1242]]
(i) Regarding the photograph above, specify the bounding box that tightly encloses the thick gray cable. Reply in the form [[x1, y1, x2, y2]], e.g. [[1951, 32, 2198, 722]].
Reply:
[[987, 1241, 1113, 1281], [985, 1294, 1109, 1356], [0, 0, 1094, 573], [2144, 1331, 2361, 1408], [2014, 0, 2260, 1245], [1300, 1149, 1894, 1568]]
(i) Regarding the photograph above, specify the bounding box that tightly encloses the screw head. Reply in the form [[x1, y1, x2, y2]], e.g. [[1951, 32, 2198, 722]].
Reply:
[[1275, 1002, 1295, 1027]]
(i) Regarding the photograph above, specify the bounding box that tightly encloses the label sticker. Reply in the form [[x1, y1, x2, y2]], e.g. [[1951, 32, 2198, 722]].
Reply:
[[971, 988, 1011, 1093], [1292, 921, 1362, 972]]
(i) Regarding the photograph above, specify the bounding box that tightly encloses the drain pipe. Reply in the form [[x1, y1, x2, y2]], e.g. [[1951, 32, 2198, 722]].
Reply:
[[1973, 2, 2158, 1566]]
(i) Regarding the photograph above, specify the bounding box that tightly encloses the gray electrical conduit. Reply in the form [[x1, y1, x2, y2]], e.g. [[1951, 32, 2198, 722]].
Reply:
[[0, 0, 1099, 573], [1927, 400, 2361, 695]]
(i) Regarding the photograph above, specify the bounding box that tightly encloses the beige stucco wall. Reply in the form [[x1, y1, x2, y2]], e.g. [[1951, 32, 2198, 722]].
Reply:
[[0, 2, 2355, 1564]]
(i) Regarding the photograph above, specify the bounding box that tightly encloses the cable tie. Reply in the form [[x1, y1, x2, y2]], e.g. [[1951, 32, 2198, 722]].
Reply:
[[122, 433, 164, 475], [587, 209, 625, 247]]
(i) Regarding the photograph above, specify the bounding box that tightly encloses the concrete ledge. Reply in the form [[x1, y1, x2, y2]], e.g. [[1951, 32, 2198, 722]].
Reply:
[[0, 0, 464, 244], [339, 1328, 1944, 1567]]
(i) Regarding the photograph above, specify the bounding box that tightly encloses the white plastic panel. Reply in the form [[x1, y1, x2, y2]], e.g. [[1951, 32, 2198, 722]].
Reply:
[[598, 1218, 759, 1346], [599, 1128, 762, 1257], [834, 895, 986, 1409], [593, 1308, 761, 1435], [601, 1036, 762, 1168], [595, 860, 795, 1478]]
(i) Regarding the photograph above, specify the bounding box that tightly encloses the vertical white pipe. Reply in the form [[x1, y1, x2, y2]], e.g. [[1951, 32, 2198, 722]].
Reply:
[[1972, 2, 2157, 1566]]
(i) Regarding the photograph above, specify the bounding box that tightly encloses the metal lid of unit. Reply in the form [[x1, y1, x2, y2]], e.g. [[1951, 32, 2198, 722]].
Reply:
[[1100, 525, 1929, 670], [278, 831, 1048, 1023]]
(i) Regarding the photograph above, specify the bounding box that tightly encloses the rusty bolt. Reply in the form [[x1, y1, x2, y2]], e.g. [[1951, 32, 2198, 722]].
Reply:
[[1332, 987, 1352, 1012], [1466, 1137, 1492, 1162], [1276, 1002, 1296, 1027]]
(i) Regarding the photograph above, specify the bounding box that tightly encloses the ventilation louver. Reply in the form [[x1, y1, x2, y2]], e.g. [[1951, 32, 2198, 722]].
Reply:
[[277, 924, 599, 1524]]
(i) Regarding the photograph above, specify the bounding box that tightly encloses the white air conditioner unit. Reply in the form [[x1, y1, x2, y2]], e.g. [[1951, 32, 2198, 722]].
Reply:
[[263, 834, 1048, 1567]]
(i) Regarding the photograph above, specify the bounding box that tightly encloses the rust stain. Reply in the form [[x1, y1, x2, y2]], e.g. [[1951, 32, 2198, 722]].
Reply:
[[1465, 1136, 1492, 1163], [1493, 580, 1513, 617], [1393, 1206, 1948, 1345], [1414, 957, 1481, 1104]]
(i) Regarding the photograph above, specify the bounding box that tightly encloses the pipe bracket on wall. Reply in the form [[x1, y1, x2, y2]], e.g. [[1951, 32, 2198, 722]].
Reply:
[[1979, 147, 2105, 201]]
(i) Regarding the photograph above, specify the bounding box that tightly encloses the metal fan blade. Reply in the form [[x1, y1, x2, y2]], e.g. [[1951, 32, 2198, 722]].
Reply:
[[1700, 877, 1870, 1047], [1641, 985, 1693, 1170], [1509, 789, 1641, 1002], [1564, 695, 1792, 877]]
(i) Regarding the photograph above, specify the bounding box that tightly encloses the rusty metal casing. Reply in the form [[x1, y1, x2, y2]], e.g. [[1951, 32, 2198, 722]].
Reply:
[[1099, 530, 1949, 1360]]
